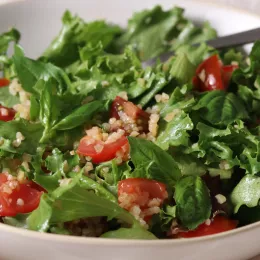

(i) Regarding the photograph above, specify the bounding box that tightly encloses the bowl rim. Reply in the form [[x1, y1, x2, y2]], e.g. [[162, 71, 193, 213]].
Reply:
[[1, 0, 260, 245]]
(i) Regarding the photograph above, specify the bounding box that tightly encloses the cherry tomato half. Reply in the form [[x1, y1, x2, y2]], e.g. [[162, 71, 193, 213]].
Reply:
[[193, 55, 238, 92], [111, 96, 150, 132], [118, 178, 168, 209], [0, 173, 43, 217], [177, 215, 238, 238], [77, 135, 129, 164], [0, 105, 15, 122], [0, 78, 10, 88]]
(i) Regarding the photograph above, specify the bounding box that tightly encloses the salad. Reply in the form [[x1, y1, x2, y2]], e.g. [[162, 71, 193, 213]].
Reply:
[[0, 5, 259, 240]]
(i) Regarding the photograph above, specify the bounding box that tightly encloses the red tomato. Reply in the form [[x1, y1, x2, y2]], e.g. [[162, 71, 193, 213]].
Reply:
[[118, 178, 168, 213], [0, 78, 10, 88], [177, 215, 238, 238], [77, 135, 129, 164], [194, 55, 224, 92], [0, 105, 16, 122], [0, 173, 43, 217], [221, 64, 239, 87], [111, 96, 150, 132]]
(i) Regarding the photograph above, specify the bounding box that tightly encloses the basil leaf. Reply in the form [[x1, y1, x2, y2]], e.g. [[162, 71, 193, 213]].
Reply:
[[175, 176, 211, 230], [193, 91, 248, 125], [128, 137, 181, 186]]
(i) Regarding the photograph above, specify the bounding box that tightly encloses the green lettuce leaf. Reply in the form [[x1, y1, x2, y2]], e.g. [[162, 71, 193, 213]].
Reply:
[[231, 175, 260, 213], [42, 11, 122, 68], [156, 111, 193, 150]]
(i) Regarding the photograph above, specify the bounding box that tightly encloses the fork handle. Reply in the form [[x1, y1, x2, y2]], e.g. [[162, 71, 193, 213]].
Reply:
[[207, 27, 260, 49]]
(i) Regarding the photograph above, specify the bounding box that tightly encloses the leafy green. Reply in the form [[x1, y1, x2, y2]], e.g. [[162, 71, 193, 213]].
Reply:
[[53, 100, 102, 130], [231, 175, 260, 213], [101, 227, 157, 239], [193, 91, 248, 126], [128, 137, 181, 187], [39, 80, 60, 141], [118, 6, 216, 61], [0, 119, 43, 155], [49, 175, 136, 225], [0, 86, 19, 107], [174, 176, 211, 229], [169, 53, 196, 85], [13, 45, 71, 95], [156, 111, 193, 150], [173, 153, 207, 176], [4, 195, 52, 232], [42, 11, 121, 68], [0, 28, 20, 74]]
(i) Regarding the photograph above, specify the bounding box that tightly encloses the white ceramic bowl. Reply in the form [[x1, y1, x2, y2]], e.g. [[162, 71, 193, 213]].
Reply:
[[0, 1, 260, 260]]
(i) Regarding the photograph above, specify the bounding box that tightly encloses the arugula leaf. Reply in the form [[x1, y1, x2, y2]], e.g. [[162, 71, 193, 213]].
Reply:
[[101, 227, 157, 239], [174, 176, 211, 230], [42, 11, 121, 68], [193, 90, 248, 126], [231, 175, 260, 213], [156, 111, 193, 150], [49, 175, 136, 225], [128, 137, 181, 187], [13, 45, 71, 95], [53, 101, 102, 130], [0, 119, 43, 155], [30, 95, 40, 121], [95, 160, 131, 196], [26, 195, 53, 232], [79, 175, 117, 203], [158, 84, 195, 117], [31, 148, 62, 192], [39, 80, 60, 142]]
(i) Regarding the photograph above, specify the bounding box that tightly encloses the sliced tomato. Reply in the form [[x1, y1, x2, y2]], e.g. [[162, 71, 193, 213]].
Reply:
[[118, 177, 168, 218], [194, 55, 224, 92], [0, 105, 16, 122], [177, 215, 238, 238], [221, 64, 238, 87], [0, 78, 10, 88], [111, 96, 150, 132], [118, 178, 167, 201], [0, 173, 43, 217], [77, 135, 129, 164]]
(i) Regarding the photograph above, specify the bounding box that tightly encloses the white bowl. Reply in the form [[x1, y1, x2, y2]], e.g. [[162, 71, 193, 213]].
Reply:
[[0, 0, 260, 260]]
